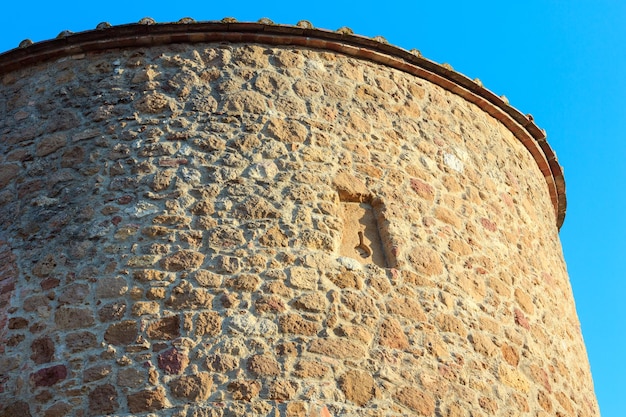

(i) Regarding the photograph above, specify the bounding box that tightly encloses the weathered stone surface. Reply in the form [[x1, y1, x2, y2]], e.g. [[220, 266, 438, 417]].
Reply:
[[65, 331, 97, 352], [498, 364, 530, 393], [266, 118, 308, 143], [289, 267, 318, 290], [166, 281, 212, 309], [169, 373, 212, 401], [268, 380, 299, 401], [409, 178, 435, 201], [340, 370, 376, 406], [227, 274, 261, 292], [88, 384, 118, 415], [160, 250, 205, 271], [98, 301, 127, 322], [104, 320, 138, 345], [146, 316, 180, 340], [308, 338, 366, 359], [43, 402, 72, 417], [393, 387, 436, 415], [408, 246, 444, 276], [0, 164, 20, 189], [95, 276, 128, 298], [54, 307, 95, 330], [31, 365, 67, 387], [117, 368, 146, 388], [293, 360, 330, 379], [0, 401, 31, 417], [255, 295, 286, 314], [0, 38, 597, 417], [227, 380, 261, 401], [83, 365, 112, 383], [293, 293, 326, 312], [247, 354, 281, 377], [31, 337, 54, 364], [127, 388, 167, 413], [158, 347, 189, 375], [259, 226, 289, 247], [279, 314, 320, 336], [435, 314, 468, 338], [330, 270, 363, 289], [469, 333, 497, 357]]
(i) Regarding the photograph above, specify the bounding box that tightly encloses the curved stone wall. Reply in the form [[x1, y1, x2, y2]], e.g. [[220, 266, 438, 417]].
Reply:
[[0, 28, 598, 417]]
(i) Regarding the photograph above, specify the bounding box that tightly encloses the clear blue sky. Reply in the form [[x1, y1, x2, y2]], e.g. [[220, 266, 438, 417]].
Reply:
[[1, 1, 623, 415]]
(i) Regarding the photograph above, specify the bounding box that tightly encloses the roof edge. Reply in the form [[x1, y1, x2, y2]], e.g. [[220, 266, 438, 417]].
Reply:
[[0, 19, 566, 228]]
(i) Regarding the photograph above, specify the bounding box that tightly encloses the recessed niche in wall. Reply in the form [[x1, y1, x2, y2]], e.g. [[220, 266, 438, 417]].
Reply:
[[339, 201, 386, 268]]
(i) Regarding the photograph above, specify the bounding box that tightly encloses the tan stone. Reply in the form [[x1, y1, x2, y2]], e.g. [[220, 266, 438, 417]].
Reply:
[[160, 250, 205, 271], [146, 316, 180, 340], [195, 311, 222, 336], [339, 370, 376, 406], [408, 246, 444, 276], [228, 274, 261, 292], [255, 295, 286, 314], [449, 239, 473, 256], [132, 269, 167, 282], [268, 379, 299, 401], [393, 387, 435, 415], [166, 281, 212, 309], [289, 267, 319, 290], [293, 360, 330, 379], [127, 388, 167, 413], [286, 401, 307, 417], [378, 317, 409, 349], [514, 288, 535, 314], [293, 293, 327, 312], [434, 206, 462, 228], [501, 343, 519, 366], [435, 314, 467, 338], [259, 226, 289, 247], [169, 373, 212, 401], [266, 118, 308, 143], [498, 364, 530, 393], [207, 354, 239, 373], [334, 323, 373, 344], [223, 90, 267, 114], [341, 292, 378, 315], [308, 338, 366, 359], [279, 314, 320, 336], [469, 333, 497, 357], [227, 380, 261, 401], [135, 92, 171, 113], [247, 354, 281, 377], [104, 321, 138, 345], [194, 269, 222, 287], [330, 270, 363, 289], [131, 301, 159, 316], [386, 296, 427, 321], [333, 172, 369, 202]]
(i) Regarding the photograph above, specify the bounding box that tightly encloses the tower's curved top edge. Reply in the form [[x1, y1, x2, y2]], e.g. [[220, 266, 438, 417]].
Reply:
[[0, 18, 566, 228]]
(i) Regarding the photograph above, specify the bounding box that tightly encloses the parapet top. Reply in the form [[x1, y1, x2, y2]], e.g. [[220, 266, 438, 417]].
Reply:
[[0, 17, 566, 228]]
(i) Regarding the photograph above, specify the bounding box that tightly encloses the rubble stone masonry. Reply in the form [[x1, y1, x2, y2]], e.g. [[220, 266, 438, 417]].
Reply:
[[0, 22, 598, 416]]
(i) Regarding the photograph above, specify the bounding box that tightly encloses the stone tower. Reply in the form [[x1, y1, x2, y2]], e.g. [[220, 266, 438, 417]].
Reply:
[[0, 19, 599, 417]]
